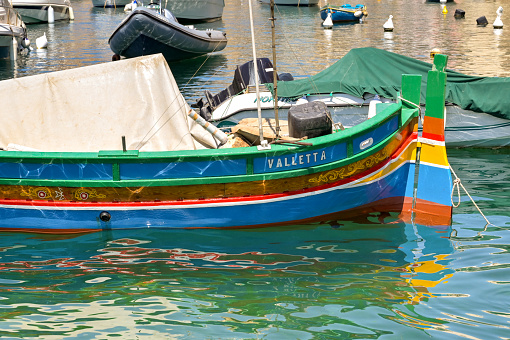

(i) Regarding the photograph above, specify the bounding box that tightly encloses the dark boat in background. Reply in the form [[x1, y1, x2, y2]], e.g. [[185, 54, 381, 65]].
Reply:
[[109, 6, 227, 62]]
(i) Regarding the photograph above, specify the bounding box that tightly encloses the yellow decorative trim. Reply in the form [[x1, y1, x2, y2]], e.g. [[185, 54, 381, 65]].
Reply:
[[20, 187, 52, 200], [73, 189, 106, 201], [309, 148, 389, 184]]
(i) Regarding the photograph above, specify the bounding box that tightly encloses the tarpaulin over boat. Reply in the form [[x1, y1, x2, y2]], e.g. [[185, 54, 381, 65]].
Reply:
[[267, 47, 510, 120], [0, 54, 218, 152]]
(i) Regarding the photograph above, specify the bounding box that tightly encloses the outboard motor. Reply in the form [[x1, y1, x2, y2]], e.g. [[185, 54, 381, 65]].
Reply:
[[194, 58, 291, 121]]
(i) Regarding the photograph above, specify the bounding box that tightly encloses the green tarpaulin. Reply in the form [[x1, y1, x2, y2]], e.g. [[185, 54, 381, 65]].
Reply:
[[266, 47, 510, 120]]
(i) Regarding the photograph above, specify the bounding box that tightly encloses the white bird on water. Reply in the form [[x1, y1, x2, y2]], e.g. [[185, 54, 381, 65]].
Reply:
[[493, 6, 503, 29], [383, 15, 394, 32], [36, 32, 48, 49]]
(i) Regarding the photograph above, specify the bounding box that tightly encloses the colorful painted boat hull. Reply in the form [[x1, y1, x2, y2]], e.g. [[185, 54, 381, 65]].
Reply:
[[0, 129, 416, 232], [0, 56, 452, 233], [320, 4, 367, 23]]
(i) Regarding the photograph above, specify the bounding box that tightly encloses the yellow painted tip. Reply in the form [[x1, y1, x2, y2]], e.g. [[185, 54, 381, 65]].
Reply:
[[442, 6, 448, 14]]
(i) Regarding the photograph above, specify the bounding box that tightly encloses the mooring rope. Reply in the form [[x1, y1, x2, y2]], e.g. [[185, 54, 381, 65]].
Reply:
[[449, 165, 494, 226], [397, 96, 423, 123]]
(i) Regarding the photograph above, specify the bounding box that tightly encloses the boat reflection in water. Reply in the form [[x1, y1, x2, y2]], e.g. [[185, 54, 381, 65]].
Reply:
[[0, 220, 455, 336]]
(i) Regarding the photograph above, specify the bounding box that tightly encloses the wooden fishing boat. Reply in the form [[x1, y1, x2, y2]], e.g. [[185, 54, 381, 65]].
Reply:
[[319, 4, 367, 23], [108, 6, 227, 62], [0, 50, 452, 233]]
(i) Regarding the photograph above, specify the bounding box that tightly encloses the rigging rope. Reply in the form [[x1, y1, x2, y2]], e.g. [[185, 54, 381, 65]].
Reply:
[[135, 40, 227, 150], [449, 165, 494, 226]]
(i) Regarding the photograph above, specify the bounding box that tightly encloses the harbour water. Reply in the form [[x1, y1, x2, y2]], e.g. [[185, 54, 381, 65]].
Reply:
[[0, 0, 510, 339]]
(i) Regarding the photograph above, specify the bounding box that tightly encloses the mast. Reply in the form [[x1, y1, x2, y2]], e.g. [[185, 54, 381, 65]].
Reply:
[[270, 0, 281, 138], [248, 0, 270, 149]]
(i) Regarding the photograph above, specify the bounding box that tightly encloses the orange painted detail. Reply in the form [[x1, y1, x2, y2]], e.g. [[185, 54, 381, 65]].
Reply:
[[422, 116, 445, 139], [413, 198, 452, 226], [398, 197, 414, 223]]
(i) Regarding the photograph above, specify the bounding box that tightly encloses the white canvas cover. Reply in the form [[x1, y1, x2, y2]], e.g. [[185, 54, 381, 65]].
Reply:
[[0, 54, 219, 152]]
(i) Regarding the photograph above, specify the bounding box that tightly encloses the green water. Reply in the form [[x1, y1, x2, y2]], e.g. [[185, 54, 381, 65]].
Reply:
[[0, 149, 508, 339]]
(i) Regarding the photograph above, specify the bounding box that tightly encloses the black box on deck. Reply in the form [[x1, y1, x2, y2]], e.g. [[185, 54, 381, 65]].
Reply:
[[288, 101, 332, 139]]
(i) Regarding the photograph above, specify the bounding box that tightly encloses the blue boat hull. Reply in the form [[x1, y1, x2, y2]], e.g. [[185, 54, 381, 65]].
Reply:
[[0, 161, 414, 232], [320, 4, 366, 22]]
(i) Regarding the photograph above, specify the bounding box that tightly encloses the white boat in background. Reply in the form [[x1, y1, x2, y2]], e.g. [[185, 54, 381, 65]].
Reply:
[[162, 0, 224, 22], [193, 49, 510, 148], [259, 0, 319, 6], [92, 0, 131, 8], [0, 0, 28, 59], [12, 0, 72, 23]]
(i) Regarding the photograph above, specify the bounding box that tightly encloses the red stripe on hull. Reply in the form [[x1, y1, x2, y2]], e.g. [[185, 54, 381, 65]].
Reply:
[[422, 132, 445, 142]]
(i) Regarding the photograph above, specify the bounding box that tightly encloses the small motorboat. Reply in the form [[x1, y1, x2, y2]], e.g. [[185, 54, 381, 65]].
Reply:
[[0, 0, 29, 59], [109, 5, 227, 62], [319, 4, 367, 23], [259, 0, 320, 6], [11, 0, 72, 24]]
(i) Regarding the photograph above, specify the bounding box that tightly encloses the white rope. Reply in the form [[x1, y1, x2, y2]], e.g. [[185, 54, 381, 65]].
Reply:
[[398, 95, 423, 123], [449, 165, 493, 226]]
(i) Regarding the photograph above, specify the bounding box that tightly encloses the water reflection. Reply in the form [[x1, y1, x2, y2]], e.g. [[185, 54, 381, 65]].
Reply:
[[0, 222, 456, 338]]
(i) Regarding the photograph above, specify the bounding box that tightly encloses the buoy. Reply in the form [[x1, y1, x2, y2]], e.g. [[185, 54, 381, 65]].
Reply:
[[454, 9, 465, 19], [383, 15, 393, 32], [36, 32, 48, 49], [440, 0, 447, 3], [476, 16, 488, 26], [493, 6, 503, 29], [69, 7, 74, 20], [430, 48, 441, 59], [48, 6, 54, 23], [323, 12, 333, 29], [21, 37, 30, 48], [442, 5, 448, 15], [354, 10, 363, 18]]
